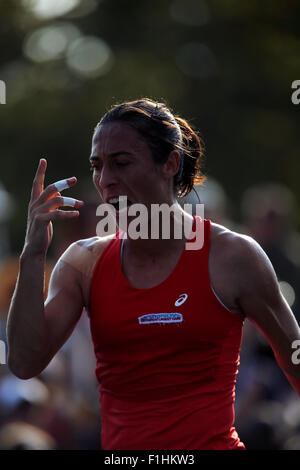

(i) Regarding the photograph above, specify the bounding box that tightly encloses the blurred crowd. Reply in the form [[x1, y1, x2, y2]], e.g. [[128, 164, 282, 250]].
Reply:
[[0, 178, 300, 449]]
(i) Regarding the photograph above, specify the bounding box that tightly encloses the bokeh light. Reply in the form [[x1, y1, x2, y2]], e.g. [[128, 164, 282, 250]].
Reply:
[[22, 0, 81, 19], [23, 23, 81, 63], [279, 281, 296, 307], [66, 36, 114, 78]]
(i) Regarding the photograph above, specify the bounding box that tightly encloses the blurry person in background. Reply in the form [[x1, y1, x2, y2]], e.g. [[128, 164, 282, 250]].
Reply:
[[0, 182, 14, 261], [6, 98, 300, 450], [0, 363, 99, 449], [0, 375, 60, 449], [179, 177, 237, 229], [0, 422, 56, 450], [0, 183, 15, 378], [241, 183, 300, 322]]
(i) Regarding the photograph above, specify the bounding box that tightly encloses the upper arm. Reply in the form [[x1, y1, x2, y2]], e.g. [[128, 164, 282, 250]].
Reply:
[[44, 244, 85, 359], [44, 235, 112, 359], [234, 235, 300, 376]]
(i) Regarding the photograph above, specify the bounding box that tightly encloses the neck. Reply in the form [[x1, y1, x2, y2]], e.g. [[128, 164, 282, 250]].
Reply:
[[121, 207, 194, 262]]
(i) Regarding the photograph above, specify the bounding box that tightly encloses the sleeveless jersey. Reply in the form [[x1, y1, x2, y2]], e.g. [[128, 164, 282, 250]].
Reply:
[[89, 217, 245, 450]]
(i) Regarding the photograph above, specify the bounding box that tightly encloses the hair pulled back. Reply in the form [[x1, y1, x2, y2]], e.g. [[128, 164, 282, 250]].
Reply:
[[96, 98, 206, 197]]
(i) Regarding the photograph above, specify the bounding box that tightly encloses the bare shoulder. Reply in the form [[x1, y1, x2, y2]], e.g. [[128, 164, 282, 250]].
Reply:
[[209, 222, 280, 300], [58, 233, 116, 278], [52, 233, 117, 310], [210, 222, 266, 263]]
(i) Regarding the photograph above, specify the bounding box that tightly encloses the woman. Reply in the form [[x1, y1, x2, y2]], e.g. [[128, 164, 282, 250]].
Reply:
[[7, 98, 300, 450]]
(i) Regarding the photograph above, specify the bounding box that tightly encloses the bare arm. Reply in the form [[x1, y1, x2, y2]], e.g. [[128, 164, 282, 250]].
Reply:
[[7, 252, 85, 379], [233, 235, 300, 394], [7, 159, 84, 379]]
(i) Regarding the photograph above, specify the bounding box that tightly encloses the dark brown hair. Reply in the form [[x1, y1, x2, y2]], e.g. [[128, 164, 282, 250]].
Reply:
[[96, 98, 206, 197]]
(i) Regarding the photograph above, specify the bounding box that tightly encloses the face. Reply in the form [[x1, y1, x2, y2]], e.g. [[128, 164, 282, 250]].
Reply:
[[90, 122, 175, 221]]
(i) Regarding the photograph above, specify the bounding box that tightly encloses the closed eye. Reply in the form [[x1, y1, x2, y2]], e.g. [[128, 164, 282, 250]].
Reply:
[[89, 158, 130, 172]]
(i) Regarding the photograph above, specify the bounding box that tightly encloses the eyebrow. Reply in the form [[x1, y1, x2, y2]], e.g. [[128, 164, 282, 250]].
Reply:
[[89, 151, 132, 161]]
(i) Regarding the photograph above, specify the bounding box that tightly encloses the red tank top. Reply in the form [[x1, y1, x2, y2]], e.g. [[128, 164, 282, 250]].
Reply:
[[89, 217, 245, 450]]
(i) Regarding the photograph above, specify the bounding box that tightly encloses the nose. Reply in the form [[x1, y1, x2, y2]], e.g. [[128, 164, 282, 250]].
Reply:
[[95, 162, 118, 193]]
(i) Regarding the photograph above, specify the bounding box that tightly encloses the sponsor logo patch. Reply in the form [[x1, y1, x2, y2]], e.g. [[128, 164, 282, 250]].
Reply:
[[138, 313, 183, 324]]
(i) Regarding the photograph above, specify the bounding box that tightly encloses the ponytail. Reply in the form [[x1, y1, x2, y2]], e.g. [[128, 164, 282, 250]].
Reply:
[[174, 117, 206, 197]]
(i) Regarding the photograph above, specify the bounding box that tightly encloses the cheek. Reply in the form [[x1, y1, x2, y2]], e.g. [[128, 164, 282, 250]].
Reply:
[[143, 168, 164, 190], [93, 174, 102, 193]]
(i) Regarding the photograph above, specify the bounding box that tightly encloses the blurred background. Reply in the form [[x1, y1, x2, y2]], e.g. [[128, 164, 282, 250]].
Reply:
[[0, 0, 300, 450]]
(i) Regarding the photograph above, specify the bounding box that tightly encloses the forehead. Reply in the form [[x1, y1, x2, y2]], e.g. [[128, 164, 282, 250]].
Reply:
[[91, 121, 149, 156]]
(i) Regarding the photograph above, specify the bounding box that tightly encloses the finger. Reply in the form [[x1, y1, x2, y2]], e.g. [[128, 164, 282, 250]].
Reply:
[[38, 209, 80, 222], [53, 178, 77, 193], [61, 197, 83, 208], [38, 196, 84, 212], [36, 177, 77, 205], [30, 159, 47, 203]]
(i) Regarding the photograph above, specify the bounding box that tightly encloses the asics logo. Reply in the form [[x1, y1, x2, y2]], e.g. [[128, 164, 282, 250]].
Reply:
[[175, 294, 188, 306]]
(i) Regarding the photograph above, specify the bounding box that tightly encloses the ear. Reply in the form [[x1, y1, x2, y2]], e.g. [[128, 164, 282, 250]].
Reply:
[[162, 150, 181, 180]]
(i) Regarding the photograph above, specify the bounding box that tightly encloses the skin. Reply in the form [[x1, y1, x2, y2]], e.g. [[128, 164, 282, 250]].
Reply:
[[7, 122, 300, 397]]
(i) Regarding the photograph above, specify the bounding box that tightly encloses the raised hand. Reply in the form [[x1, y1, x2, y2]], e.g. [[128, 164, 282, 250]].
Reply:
[[24, 158, 84, 257]]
